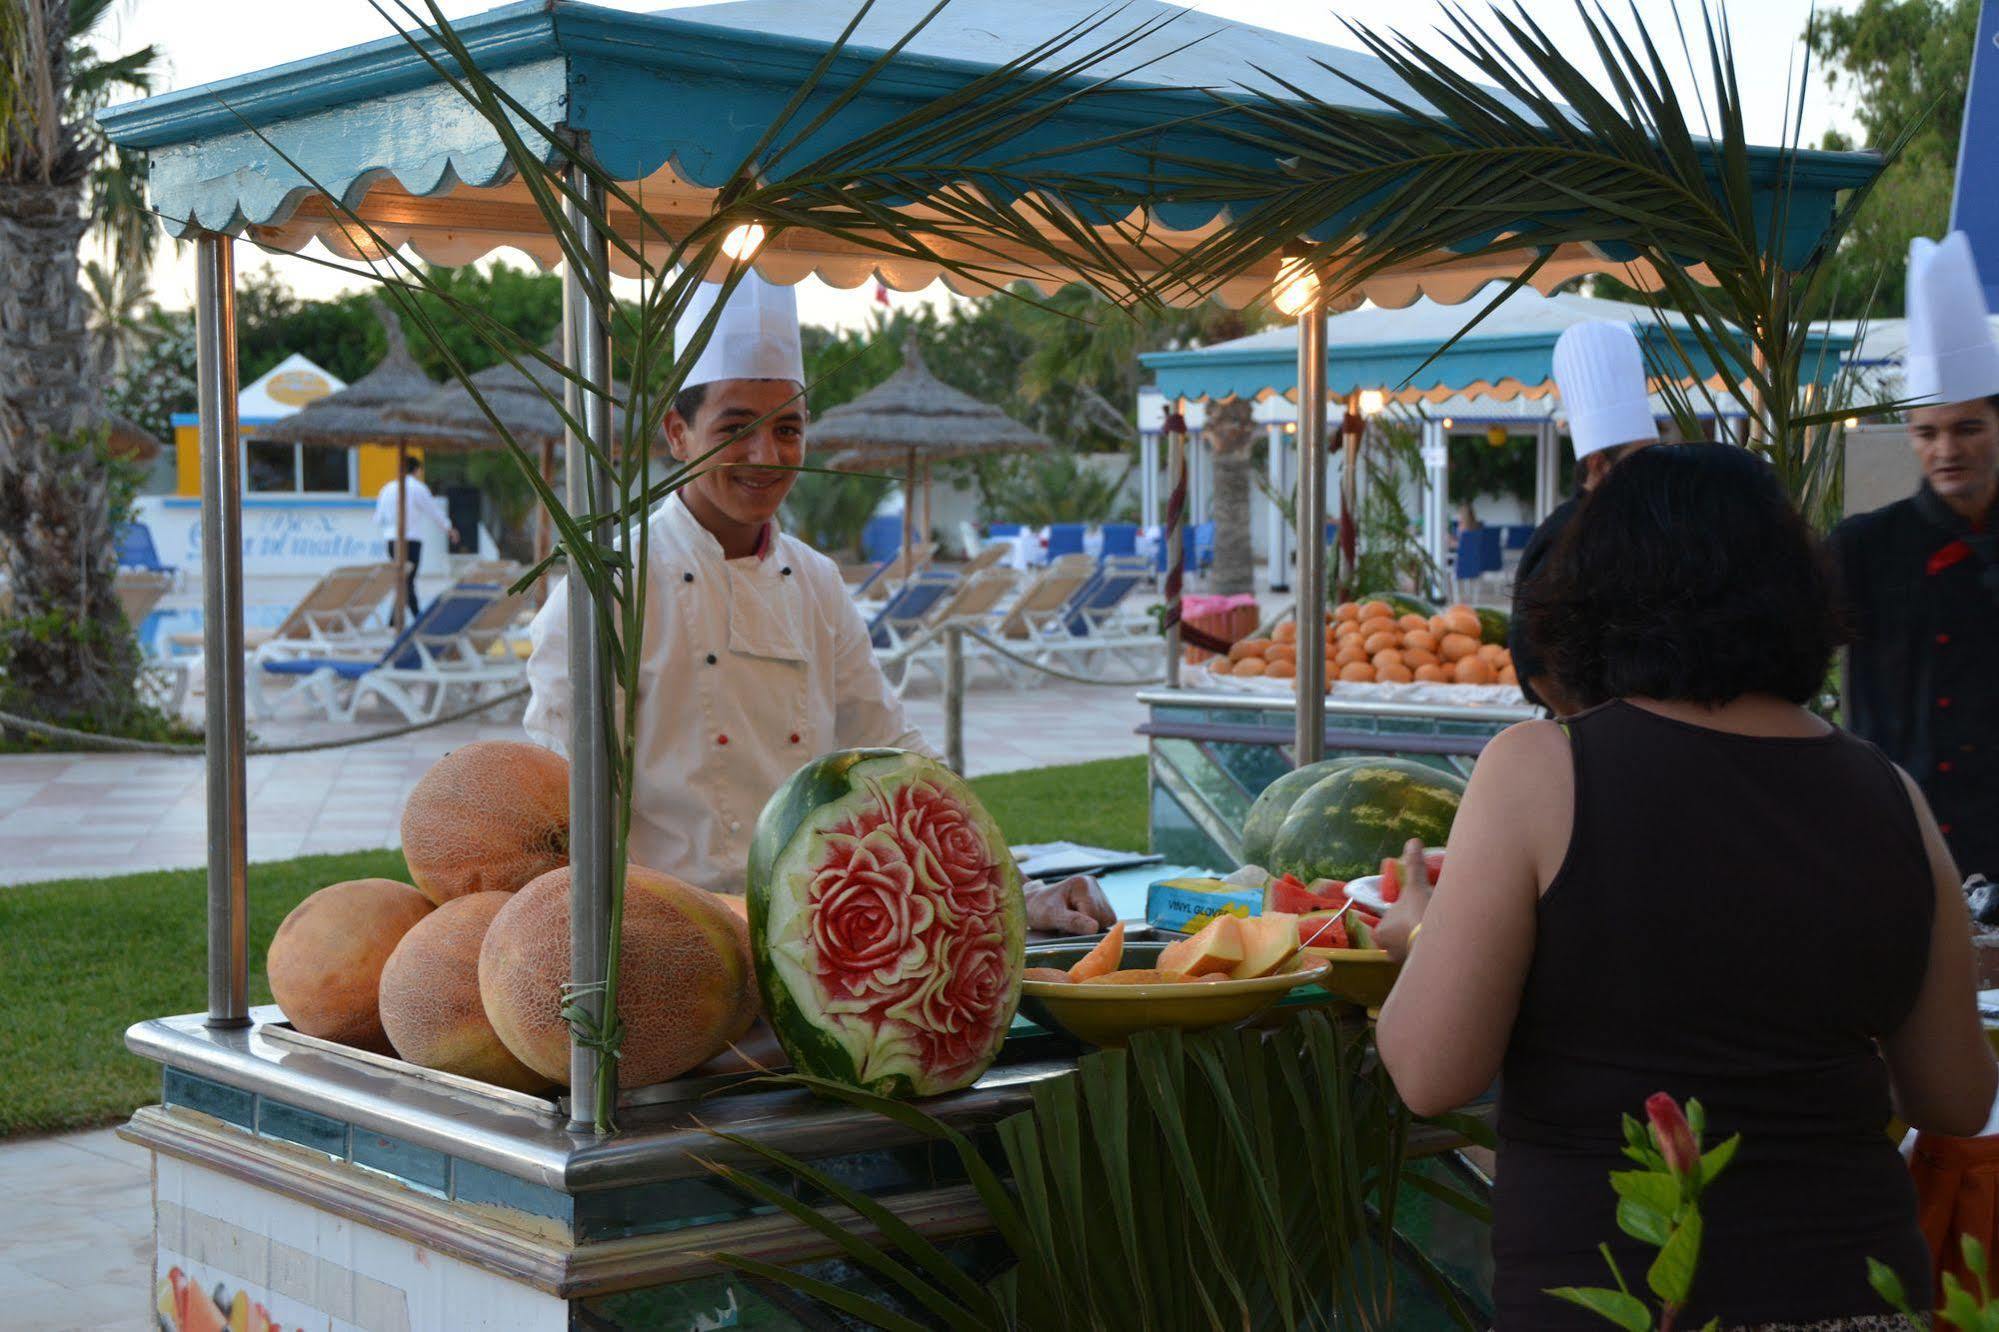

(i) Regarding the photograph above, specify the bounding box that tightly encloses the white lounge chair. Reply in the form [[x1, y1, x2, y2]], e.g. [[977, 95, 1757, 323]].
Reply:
[[880, 567, 1021, 693]]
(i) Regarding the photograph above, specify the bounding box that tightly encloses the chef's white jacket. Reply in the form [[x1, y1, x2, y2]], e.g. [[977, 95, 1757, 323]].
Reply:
[[523, 494, 933, 895], [373, 475, 454, 538]]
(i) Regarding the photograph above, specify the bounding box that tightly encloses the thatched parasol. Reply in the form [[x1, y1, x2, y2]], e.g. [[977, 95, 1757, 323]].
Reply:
[[257, 300, 440, 627], [106, 414, 162, 463], [812, 338, 1052, 572]]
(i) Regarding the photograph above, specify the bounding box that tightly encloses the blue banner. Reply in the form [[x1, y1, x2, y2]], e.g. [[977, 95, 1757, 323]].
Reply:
[[1952, 0, 1999, 308]]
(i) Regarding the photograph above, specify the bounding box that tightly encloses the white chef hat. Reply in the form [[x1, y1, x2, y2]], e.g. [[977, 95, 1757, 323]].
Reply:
[[1553, 320, 1659, 460], [675, 273, 805, 391], [1905, 232, 1999, 405]]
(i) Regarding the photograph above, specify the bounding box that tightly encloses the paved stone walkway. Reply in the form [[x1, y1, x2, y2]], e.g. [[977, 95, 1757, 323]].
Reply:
[[0, 1128, 155, 1330], [0, 671, 1152, 887]]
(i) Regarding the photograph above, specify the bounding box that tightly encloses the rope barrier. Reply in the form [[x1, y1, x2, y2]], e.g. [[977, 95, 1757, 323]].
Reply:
[[0, 685, 530, 756]]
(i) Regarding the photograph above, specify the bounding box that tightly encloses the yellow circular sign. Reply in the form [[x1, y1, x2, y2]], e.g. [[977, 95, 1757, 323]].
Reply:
[[266, 369, 333, 407]]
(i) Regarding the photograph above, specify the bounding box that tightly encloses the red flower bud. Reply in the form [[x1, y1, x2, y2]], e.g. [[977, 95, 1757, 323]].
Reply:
[[1646, 1093, 1698, 1177]]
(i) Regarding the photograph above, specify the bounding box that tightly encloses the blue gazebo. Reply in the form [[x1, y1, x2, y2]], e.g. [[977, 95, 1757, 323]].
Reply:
[[1140, 287, 1857, 579]]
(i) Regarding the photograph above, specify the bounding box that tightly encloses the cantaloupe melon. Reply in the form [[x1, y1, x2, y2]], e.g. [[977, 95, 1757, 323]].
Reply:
[[478, 865, 755, 1087], [1084, 968, 1191, 985], [401, 741, 570, 905], [1023, 967, 1075, 983], [268, 879, 433, 1052], [1231, 913, 1301, 979], [1068, 922, 1126, 981], [379, 892, 550, 1091], [1159, 915, 1246, 976]]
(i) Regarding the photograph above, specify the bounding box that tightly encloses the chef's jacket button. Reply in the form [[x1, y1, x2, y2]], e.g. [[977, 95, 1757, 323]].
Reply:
[[1938, 760, 1952, 774], [789, 732, 801, 744], [706, 653, 717, 665], [1941, 823, 1954, 836], [781, 566, 792, 576], [1939, 697, 1953, 709], [717, 734, 729, 746], [1936, 632, 1951, 645], [683, 572, 695, 584]]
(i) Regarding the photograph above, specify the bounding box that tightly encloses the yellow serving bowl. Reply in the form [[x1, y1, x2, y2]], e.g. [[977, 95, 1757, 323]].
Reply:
[[1019, 941, 1331, 1048], [1302, 947, 1403, 1011]]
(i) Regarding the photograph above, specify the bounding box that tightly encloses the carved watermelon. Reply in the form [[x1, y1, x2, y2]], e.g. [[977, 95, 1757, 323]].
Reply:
[[1268, 758, 1467, 885], [1238, 757, 1371, 868], [748, 750, 1024, 1098]]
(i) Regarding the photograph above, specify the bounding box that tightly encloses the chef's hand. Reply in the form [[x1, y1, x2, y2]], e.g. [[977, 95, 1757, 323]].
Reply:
[[1025, 875, 1117, 936], [1375, 839, 1434, 963]]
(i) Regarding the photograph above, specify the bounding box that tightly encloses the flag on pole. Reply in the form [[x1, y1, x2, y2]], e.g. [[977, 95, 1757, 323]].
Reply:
[[874, 281, 891, 306]]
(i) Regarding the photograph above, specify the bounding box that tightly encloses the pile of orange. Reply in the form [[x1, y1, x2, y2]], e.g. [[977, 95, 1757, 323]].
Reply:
[[1209, 600, 1516, 687]]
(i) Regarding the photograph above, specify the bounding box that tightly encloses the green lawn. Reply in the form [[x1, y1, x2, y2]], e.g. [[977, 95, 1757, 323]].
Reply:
[[0, 755, 1146, 1137]]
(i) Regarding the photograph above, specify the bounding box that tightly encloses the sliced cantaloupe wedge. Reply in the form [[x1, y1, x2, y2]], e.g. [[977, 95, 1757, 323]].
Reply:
[[1158, 914, 1247, 977], [1023, 966, 1076, 984], [1067, 922, 1126, 981], [1230, 912, 1301, 979], [1085, 968, 1191, 985]]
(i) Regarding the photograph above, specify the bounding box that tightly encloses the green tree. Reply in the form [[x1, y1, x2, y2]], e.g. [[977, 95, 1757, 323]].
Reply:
[[1808, 0, 1976, 316]]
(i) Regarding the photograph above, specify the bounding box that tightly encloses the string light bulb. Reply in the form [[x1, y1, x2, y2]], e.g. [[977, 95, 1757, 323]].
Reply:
[[1271, 257, 1321, 317], [1358, 389, 1387, 418], [1486, 424, 1509, 447], [721, 222, 767, 261]]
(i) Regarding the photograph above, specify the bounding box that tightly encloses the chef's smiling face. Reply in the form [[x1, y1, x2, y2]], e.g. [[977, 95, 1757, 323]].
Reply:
[[1908, 398, 1999, 514], [668, 378, 808, 534]]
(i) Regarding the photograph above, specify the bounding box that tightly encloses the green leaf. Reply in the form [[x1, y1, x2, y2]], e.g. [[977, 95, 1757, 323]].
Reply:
[[1646, 1209, 1704, 1307], [1697, 1135, 1740, 1191], [1685, 1099, 1707, 1140], [1865, 1257, 1917, 1317], [1610, 1170, 1678, 1214], [1545, 1286, 1655, 1332], [1616, 1198, 1672, 1248]]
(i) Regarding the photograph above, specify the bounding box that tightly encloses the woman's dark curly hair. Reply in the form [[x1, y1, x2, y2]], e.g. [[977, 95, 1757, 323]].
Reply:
[[1519, 443, 1847, 709]]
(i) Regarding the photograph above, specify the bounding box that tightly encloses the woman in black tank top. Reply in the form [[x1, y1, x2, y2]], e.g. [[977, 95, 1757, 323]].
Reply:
[[1371, 446, 1995, 1329]]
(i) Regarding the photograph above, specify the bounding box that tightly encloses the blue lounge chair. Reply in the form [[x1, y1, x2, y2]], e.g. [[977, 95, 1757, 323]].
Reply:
[[256, 583, 519, 722], [1504, 523, 1534, 551], [117, 522, 175, 574], [1452, 527, 1503, 602], [866, 570, 959, 650], [1046, 523, 1088, 560], [985, 522, 1024, 541], [861, 515, 904, 564], [1098, 522, 1139, 560], [1012, 555, 1156, 681]]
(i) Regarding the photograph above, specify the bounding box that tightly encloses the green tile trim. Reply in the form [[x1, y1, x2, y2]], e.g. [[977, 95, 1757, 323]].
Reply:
[[162, 1067, 255, 1129], [255, 1097, 350, 1159], [351, 1129, 450, 1197]]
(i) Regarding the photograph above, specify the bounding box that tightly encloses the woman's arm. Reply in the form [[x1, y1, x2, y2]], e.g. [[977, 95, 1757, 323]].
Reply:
[[1374, 719, 1571, 1116], [1882, 767, 1997, 1137]]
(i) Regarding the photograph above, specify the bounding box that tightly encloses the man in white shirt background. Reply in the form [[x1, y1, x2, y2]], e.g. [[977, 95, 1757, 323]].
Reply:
[[373, 457, 458, 617]]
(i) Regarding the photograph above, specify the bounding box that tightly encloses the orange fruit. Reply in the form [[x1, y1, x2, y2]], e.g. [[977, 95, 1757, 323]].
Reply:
[[1234, 657, 1269, 677], [1334, 644, 1368, 668], [1334, 602, 1360, 622], [1454, 655, 1494, 685], [1439, 632, 1479, 663], [1477, 643, 1506, 665], [1357, 616, 1398, 640], [1429, 614, 1451, 638], [1266, 643, 1297, 664], [1402, 647, 1440, 670], [1229, 638, 1271, 662], [1377, 661, 1414, 683], [1372, 648, 1404, 672], [1363, 630, 1401, 656], [1273, 621, 1298, 644], [1402, 628, 1437, 654], [1414, 663, 1450, 683], [1443, 608, 1482, 640], [1338, 661, 1377, 682], [1267, 658, 1296, 679], [1397, 613, 1429, 632], [1497, 664, 1519, 685], [1357, 600, 1392, 622]]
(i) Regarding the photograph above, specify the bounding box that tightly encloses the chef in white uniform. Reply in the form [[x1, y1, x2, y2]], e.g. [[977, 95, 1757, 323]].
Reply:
[[522, 278, 1113, 936], [523, 277, 933, 896]]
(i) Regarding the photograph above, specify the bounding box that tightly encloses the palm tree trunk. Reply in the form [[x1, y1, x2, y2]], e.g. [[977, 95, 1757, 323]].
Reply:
[[0, 160, 141, 723], [1205, 396, 1258, 596]]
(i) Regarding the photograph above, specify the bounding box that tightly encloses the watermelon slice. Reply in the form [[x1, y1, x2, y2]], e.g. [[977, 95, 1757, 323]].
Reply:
[[1270, 874, 1349, 916], [748, 749, 1024, 1098], [1298, 911, 1349, 950]]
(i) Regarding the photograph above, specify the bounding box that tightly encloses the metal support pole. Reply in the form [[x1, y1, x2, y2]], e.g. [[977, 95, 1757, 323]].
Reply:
[[1265, 421, 1289, 592], [1139, 431, 1158, 530], [1294, 303, 1328, 766], [1421, 419, 1450, 584], [392, 440, 410, 630], [1164, 414, 1187, 689], [943, 624, 965, 775], [1534, 419, 1561, 521], [196, 234, 248, 1028], [563, 173, 616, 1130]]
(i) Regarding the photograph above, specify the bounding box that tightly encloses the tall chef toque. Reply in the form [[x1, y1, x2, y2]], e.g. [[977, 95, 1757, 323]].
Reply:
[[675, 273, 805, 391], [1905, 232, 1999, 405], [1553, 320, 1660, 460]]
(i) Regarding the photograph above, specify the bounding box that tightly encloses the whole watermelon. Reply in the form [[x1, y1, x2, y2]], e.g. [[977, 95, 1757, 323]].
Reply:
[[1368, 591, 1438, 621], [1473, 606, 1511, 643], [748, 749, 1024, 1099], [1268, 759, 1467, 885], [1238, 757, 1371, 868]]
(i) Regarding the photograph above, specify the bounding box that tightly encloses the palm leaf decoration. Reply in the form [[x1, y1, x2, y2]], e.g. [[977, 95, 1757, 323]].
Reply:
[[700, 1014, 1489, 1331], [1143, 0, 1913, 527]]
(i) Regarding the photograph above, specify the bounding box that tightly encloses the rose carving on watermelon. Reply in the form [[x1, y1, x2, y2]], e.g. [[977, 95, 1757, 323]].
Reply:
[[750, 750, 1024, 1098]]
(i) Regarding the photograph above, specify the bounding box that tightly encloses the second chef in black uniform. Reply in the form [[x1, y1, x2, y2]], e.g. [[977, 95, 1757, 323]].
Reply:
[[1830, 232, 1999, 881]]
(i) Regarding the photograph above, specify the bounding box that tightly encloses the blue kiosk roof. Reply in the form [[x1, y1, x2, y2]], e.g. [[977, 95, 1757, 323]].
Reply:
[[99, 1, 1882, 308], [1141, 288, 1859, 404]]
